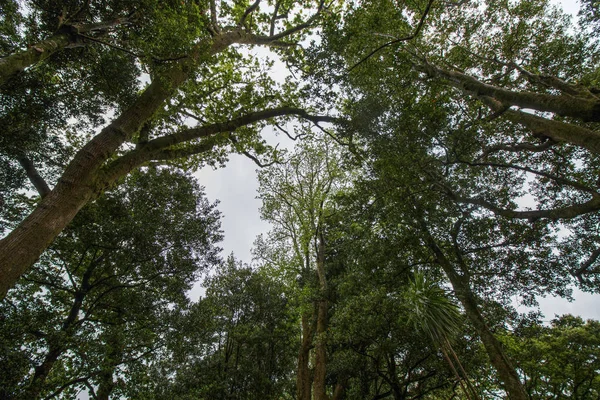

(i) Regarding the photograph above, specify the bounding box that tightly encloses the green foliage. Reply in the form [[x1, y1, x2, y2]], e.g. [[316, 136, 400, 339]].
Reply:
[[504, 314, 600, 398], [136, 255, 298, 400], [0, 168, 222, 399], [405, 272, 462, 344]]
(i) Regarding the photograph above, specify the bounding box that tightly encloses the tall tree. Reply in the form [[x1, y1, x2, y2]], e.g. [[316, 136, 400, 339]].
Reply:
[[0, 0, 336, 298], [257, 134, 347, 400], [0, 168, 222, 399]]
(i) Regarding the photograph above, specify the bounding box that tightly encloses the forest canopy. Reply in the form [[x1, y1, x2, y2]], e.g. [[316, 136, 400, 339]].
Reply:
[[1, 0, 600, 399]]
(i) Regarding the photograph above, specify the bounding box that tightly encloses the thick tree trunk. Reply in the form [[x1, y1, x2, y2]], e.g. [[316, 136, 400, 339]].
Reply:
[[0, 34, 71, 86], [0, 68, 181, 298], [0, 29, 294, 300], [297, 311, 313, 400], [314, 235, 328, 400]]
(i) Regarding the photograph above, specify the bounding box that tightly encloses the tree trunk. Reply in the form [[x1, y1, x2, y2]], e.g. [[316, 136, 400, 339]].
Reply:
[[22, 258, 96, 399], [0, 33, 71, 86], [414, 206, 528, 400], [0, 28, 296, 299], [314, 234, 328, 400], [432, 250, 529, 400], [21, 345, 63, 400], [297, 311, 313, 400]]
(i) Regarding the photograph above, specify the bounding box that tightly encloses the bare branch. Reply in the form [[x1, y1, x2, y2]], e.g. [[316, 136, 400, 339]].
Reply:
[[209, 0, 220, 34], [275, 122, 306, 140], [229, 133, 281, 167]]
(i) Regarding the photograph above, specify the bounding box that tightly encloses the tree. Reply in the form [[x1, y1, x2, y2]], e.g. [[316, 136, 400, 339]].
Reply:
[[0, 0, 336, 298], [257, 134, 347, 400], [132, 255, 298, 400], [0, 168, 222, 399], [504, 314, 600, 399]]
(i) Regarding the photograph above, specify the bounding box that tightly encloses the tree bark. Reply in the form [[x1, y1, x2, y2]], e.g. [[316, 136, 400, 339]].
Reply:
[[479, 96, 600, 155], [314, 234, 328, 400], [419, 63, 600, 122], [297, 311, 313, 400], [0, 29, 258, 299], [0, 34, 72, 86], [18, 157, 51, 198]]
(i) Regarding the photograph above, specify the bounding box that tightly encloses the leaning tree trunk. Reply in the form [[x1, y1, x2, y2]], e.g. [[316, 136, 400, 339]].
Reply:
[[0, 30, 252, 299], [0, 64, 185, 298], [432, 250, 529, 400]]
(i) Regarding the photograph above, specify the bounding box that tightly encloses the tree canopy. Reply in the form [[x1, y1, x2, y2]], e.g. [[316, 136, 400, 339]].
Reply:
[[2, 0, 600, 399]]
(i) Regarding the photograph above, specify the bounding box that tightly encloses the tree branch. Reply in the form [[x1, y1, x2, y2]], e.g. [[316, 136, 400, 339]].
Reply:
[[348, 0, 436, 72], [450, 192, 600, 221], [239, 0, 261, 28], [573, 248, 600, 283], [18, 156, 51, 198]]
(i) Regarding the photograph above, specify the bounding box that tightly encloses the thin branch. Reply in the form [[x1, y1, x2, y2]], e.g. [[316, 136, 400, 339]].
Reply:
[[42, 376, 93, 400], [451, 159, 597, 194], [261, 0, 326, 41], [78, 34, 187, 63], [229, 133, 281, 167], [348, 0, 435, 72], [239, 0, 261, 28], [450, 192, 600, 221], [209, 0, 220, 34], [18, 157, 51, 198], [477, 140, 556, 159], [269, 2, 282, 37], [274, 122, 305, 140], [573, 248, 600, 283]]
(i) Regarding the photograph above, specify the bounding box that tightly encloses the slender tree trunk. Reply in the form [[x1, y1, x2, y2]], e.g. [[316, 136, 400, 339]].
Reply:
[[413, 208, 528, 400], [331, 380, 346, 400], [451, 277, 528, 400], [22, 257, 97, 399], [297, 311, 313, 400], [21, 345, 63, 400], [433, 251, 529, 400], [314, 234, 328, 400], [96, 329, 124, 400]]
